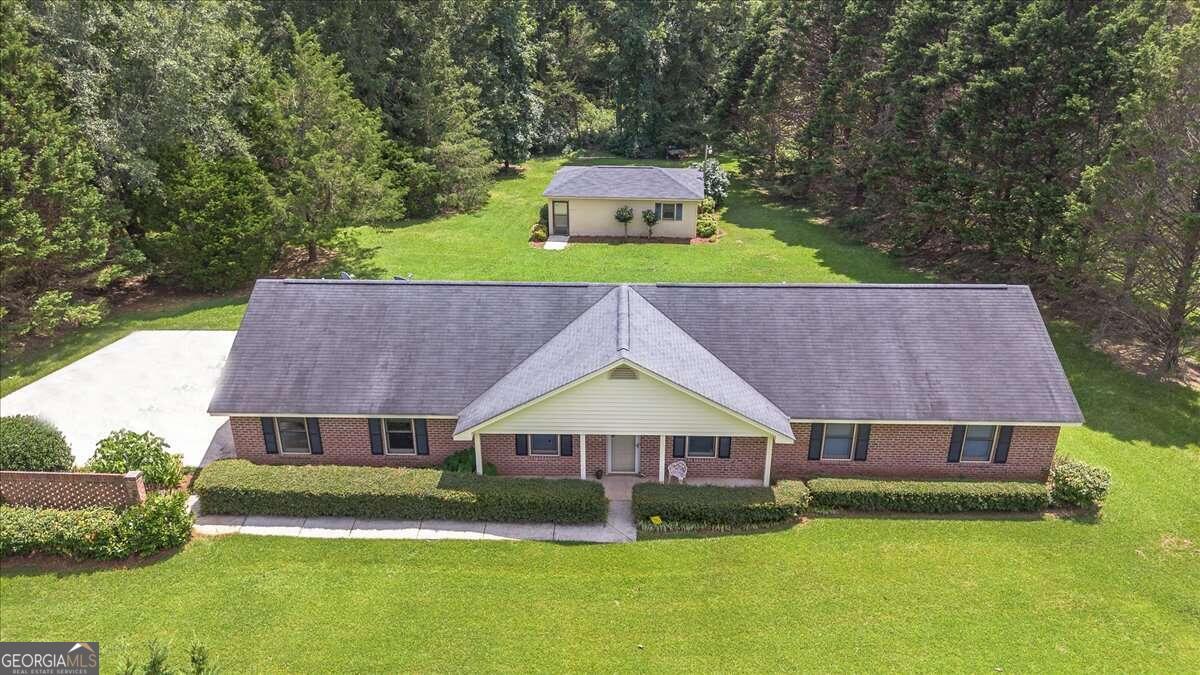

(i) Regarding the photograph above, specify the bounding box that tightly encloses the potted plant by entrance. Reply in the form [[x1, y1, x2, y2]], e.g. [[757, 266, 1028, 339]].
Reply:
[[594, 467, 605, 480]]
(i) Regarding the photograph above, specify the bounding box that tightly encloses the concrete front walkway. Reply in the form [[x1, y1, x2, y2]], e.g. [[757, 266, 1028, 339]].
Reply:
[[194, 510, 636, 543]]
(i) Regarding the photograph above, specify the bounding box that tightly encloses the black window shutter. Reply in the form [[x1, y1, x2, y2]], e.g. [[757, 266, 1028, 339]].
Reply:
[[993, 426, 1013, 464], [807, 423, 824, 460], [672, 436, 686, 458], [718, 436, 731, 458], [306, 418, 322, 454], [947, 425, 965, 463], [676, 203, 683, 220], [655, 203, 663, 220], [368, 418, 383, 455], [853, 424, 870, 461], [415, 419, 429, 455], [516, 434, 528, 456], [559, 434, 573, 456], [261, 417, 278, 454]]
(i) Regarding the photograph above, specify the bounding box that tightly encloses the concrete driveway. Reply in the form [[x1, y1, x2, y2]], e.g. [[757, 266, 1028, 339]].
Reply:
[[1, 330, 236, 467]]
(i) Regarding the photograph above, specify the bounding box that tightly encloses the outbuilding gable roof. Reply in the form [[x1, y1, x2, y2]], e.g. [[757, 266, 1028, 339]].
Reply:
[[542, 165, 704, 200], [209, 280, 1084, 427]]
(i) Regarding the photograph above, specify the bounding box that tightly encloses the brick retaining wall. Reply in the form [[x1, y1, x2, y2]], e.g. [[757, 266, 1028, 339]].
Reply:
[[0, 470, 147, 510]]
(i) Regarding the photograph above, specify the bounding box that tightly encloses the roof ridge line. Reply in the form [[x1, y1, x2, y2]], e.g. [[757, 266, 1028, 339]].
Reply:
[[658, 165, 700, 196], [617, 286, 630, 353]]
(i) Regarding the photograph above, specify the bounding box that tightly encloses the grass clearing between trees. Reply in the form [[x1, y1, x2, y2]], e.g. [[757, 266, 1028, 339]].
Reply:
[[1, 155, 1197, 671]]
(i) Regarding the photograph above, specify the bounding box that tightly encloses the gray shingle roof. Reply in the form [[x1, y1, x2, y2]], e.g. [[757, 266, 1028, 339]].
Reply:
[[209, 280, 1083, 426], [454, 286, 795, 439], [542, 165, 704, 200]]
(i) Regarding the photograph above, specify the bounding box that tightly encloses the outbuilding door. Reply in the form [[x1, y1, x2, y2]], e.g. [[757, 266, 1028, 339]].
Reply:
[[552, 201, 569, 235], [608, 435, 638, 473]]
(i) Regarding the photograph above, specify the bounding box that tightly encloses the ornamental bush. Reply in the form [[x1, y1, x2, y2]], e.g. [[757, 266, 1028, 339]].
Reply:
[[0, 492, 192, 560], [641, 208, 659, 236], [691, 158, 730, 206], [696, 217, 718, 239], [807, 478, 1050, 512], [1049, 457, 1111, 507], [538, 202, 549, 226], [632, 481, 810, 531], [698, 196, 717, 214], [0, 415, 73, 471], [441, 448, 497, 475], [86, 430, 184, 489], [530, 222, 548, 242], [193, 460, 606, 524]]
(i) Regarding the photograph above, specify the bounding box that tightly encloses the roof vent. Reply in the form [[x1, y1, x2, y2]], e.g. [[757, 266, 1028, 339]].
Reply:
[[609, 365, 638, 380]]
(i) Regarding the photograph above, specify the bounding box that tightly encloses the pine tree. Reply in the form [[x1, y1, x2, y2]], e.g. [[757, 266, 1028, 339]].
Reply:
[[0, 3, 110, 339], [272, 30, 404, 261], [477, 0, 541, 169]]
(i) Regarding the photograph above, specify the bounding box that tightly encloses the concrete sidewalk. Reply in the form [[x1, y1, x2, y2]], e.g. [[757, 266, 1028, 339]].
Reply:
[[194, 500, 637, 543]]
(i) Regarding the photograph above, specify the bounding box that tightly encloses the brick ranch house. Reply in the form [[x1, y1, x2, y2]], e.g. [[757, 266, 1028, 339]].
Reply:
[[209, 280, 1083, 486]]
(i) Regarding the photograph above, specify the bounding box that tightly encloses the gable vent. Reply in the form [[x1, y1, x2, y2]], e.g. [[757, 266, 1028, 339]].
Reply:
[[609, 365, 638, 380]]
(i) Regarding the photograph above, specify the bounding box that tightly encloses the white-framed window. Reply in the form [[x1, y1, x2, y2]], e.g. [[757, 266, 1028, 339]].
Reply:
[[685, 436, 716, 458], [821, 423, 857, 460], [961, 425, 997, 462], [656, 202, 684, 221], [274, 417, 311, 454], [385, 418, 416, 455], [528, 434, 561, 456]]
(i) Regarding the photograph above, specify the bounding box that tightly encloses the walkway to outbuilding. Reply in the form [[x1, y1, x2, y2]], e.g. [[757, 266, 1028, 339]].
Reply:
[[543, 234, 570, 250]]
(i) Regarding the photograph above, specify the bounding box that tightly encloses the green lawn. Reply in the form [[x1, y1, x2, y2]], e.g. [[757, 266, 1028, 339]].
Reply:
[[2, 156, 1198, 672]]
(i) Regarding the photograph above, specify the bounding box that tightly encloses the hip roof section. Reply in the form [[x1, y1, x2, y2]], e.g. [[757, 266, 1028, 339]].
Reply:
[[209, 280, 1084, 426], [542, 165, 704, 200]]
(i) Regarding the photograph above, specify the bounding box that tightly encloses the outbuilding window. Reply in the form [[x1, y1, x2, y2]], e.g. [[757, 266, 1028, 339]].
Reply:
[[961, 425, 997, 462], [274, 417, 311, 454], [385, 419, 416, 454], [656, 202, 684, 221]]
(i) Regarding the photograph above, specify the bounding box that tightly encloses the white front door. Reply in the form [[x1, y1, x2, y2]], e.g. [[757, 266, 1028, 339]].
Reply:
[[608, 435, 638, 473]]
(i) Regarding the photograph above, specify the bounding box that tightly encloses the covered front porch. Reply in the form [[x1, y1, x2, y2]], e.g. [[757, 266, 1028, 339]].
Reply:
[[467, 431, 781, 487]]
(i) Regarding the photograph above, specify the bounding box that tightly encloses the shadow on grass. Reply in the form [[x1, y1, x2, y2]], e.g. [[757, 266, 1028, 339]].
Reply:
[[0, 544, 187, 579], [1049, 322, 1200, 451]]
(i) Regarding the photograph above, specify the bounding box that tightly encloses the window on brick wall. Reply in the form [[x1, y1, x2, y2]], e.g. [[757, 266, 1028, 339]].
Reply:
[[821, 424, 856, 460], [275, 418, 311, 454], [529, 434, 561, 456], [685, 436, 716, 457], [962, 425, 997, 462], [385, 419, 416, 454]]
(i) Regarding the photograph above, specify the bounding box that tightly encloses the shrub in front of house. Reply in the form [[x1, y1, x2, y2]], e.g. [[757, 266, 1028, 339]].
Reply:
[[530, 222, 548, 242], [632, 481, 810, 531], [441, 447, 497, 475], [641, 208, 659, 236], [698, 196, 717, 214], [86, 429, 184, 489], [1049, 457, 1111, 507], [538, 202, 549, 226], [192, 460, 607, 524], [0, 492, 192, 560], [807, 477, 1050, 512], [0, 415, 74, 472], [696, 217, 718, 239]]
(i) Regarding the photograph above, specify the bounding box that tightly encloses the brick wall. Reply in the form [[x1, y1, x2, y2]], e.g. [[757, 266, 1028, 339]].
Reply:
[[229, 417, 470, 467], [0, 470, 146, 510], [771, 423, 1058, 481], [228, 417, 1059, 482]]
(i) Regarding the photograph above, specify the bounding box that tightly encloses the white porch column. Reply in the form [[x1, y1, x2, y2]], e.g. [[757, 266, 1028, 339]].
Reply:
[[473, 433, 483, 475], [762, 436, 774, 487], [658, 435, 666, 483], [579, 434, 588, 480]]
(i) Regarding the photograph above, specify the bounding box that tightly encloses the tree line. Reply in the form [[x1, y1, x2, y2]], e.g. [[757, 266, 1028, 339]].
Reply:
[[720, 0, 1198, 375], [3, 0, 1196, 375]]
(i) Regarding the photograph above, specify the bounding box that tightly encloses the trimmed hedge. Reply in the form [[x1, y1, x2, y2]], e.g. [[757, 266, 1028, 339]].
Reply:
[[192, 460, 607, 524], [0, 492, 193, 560], [1049, 457, 1111, 507], [632, 481, 811, 531], [807, 478, 1050, 512], [0, 415, 74, 471]]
